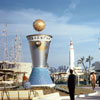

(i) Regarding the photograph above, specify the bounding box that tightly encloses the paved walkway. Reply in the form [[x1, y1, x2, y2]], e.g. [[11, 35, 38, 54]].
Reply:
[[62, 87, 100, 100], [76, 87, 100, 100]]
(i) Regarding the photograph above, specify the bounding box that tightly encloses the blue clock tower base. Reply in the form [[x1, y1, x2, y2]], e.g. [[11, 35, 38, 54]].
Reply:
[[29, 67, 54, 86]]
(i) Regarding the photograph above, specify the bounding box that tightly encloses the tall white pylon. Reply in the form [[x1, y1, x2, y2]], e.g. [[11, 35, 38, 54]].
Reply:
[[14, 33, 22, 62], [1, 24, 9, 61], [69, 40, 75, 70]]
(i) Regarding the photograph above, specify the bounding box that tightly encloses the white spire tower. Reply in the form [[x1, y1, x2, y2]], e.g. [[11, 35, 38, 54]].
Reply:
[[69, 40, 75, 70]]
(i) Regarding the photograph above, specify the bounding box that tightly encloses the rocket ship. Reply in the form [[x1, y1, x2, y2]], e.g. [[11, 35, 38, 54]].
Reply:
[[69, 40, 75, 70]]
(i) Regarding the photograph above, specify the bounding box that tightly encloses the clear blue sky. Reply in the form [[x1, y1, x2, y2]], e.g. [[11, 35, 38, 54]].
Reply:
[[0, 0, 100, 67]]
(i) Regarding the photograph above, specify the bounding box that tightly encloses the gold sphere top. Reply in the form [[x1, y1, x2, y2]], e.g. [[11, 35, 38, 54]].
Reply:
[[33, 19, 45, 32]]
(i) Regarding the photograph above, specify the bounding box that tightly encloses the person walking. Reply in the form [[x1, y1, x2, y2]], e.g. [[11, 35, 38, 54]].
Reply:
[[97, 75, 100, 87], [22, 73, 27, 86], [90, 72, 96, 90], [68, 69, 76, 100]]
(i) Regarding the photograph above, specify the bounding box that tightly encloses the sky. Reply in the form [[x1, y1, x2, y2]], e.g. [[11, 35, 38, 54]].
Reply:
[[0, 0, 100, 67]]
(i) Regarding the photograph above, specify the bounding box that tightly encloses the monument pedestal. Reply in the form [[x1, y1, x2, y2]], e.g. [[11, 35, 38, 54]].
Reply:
[[29, 67, 54, 87]]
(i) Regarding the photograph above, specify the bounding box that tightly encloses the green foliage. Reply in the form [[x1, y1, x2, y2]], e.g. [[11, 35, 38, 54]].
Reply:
[[55, 78, 67, 84]]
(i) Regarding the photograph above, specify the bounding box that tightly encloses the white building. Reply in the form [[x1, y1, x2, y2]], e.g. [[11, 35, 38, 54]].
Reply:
[[0, 61, 32, 83]]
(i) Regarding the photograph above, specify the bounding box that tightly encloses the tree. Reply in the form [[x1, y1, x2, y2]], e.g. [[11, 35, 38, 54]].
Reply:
[[77, 56, 89, 85], [49, 65, 67, 73], [77, 56, 86, 71], [57, 65, 67, 73], [86, 55, 93, 68]]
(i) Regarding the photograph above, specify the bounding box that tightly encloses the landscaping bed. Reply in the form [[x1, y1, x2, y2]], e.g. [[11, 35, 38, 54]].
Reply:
[[32, 87, 68, 96], [31, 86, 94, 96]]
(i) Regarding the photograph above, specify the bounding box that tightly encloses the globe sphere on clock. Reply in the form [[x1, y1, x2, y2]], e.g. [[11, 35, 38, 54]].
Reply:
[[33, 19, 45, 32]]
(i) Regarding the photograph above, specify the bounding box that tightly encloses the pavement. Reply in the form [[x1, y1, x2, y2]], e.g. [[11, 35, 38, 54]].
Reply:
[[62, 86, 100, 100]]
